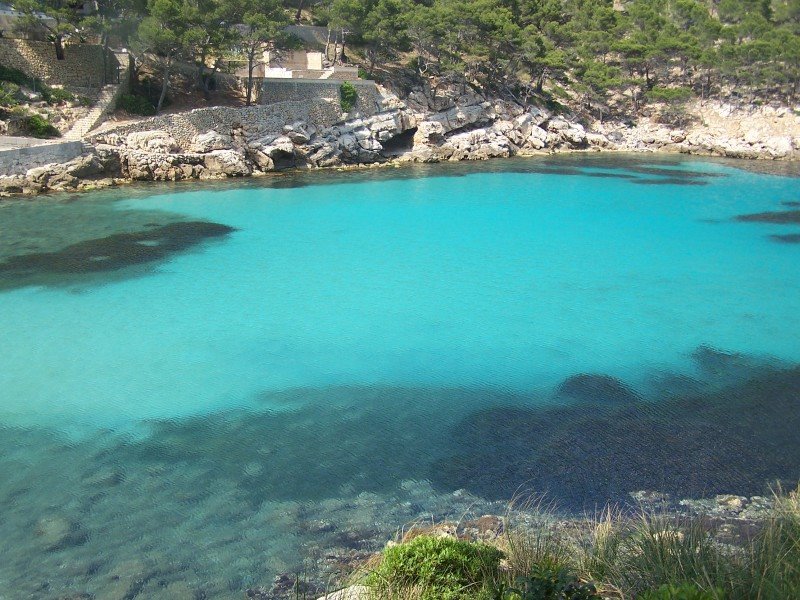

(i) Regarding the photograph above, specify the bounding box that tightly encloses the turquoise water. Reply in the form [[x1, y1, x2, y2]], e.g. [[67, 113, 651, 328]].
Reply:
[[1, 155, 799, 598]]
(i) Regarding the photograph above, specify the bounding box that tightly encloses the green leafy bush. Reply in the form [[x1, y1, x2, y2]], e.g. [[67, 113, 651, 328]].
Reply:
[[366, 535, 504, 600], [501, 562, 600, 600], [117, 93, 156, 116], [46, 88, 74, 105], [0, 64, 76, 106], [0, 81, 20, 107], [340, 81, 358, 112], [281, 32, 304, 50], [645, 87, 694, 126], [640, 583, 723, 600], [22, 113, 61, 138], [0, 64, 31, 87], [645, 86, 694, 104]]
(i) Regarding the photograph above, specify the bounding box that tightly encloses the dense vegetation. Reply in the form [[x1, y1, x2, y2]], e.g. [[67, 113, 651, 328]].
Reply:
[[9, 0, 800, 116], [356, 487, 800, 600], [0, 64, 70, 137]]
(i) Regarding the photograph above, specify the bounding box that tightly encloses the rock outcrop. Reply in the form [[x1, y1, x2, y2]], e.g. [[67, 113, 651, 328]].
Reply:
[[2, 87, 798, 197]]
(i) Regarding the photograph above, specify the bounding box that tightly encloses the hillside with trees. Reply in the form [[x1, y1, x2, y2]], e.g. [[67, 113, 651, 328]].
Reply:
[[8, 0, 800, 118]]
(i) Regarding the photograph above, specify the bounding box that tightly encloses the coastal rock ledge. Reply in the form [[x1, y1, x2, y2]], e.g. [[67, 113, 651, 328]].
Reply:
[[1, 90, 798, 196]]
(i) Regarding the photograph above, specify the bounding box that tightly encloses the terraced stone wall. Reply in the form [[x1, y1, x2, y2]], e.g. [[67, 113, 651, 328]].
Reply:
[[90, 99, 344, 150], [260, 79, 381, 115], [0, 40, 119, 88]]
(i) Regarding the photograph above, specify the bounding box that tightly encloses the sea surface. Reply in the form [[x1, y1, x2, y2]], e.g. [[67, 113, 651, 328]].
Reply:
[[1, 154, 799, 598]]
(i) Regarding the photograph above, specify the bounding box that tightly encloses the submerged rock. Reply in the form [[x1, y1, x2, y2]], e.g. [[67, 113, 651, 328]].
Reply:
[[34, 515, 86, 551], [556, 373, 640, 404]]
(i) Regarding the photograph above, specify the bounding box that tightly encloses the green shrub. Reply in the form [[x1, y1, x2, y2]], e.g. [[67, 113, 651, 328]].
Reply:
[[46, 87, 74, 105], [0, 64, 32, 87], [21, 113, 61, 138], [117, 93, 156, 116], [640, 583, 723, 600], [340, 81, 358, 112], [645, 86, 693, 104], [0, 81, 20, 107], [500, 561, 600, 600], [0, 64, 78, 106], [366, 535, 504, 600], [281, 32, 304, 50], [358, 66, 369, 80]]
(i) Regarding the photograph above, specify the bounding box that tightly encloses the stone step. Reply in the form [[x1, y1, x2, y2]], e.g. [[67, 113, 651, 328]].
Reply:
[[64, 73, 129, 141]]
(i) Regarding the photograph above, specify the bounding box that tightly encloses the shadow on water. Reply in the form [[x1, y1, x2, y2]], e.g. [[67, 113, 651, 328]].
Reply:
[[1, 348, 799, 597], [432, 350, 800, 508], [12, 347, 793, 513], [770, 233, 800, 244], [735, 209, 800, 224], [631, 177, 709, 186], [0, 221, 236, 291]]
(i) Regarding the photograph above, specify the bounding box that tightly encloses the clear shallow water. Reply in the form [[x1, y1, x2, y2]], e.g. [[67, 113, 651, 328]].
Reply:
[[1, 155, 799, 598]]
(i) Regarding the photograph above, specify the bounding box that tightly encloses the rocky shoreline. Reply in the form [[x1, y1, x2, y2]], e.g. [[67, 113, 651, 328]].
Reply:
[[1, 88, 798, 197], [247, 490, 780, 600]]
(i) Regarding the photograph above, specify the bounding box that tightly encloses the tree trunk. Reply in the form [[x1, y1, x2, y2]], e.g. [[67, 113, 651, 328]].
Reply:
[[325, 29, 331, 62], [157, 58, 172, 114], [101, 28, 109, 85], [294, 0, 305, 23], [202, 62, 219, 102], [54, 35, 65, 60], [246, 51, 255, 106], [368, 45, 377, 76]]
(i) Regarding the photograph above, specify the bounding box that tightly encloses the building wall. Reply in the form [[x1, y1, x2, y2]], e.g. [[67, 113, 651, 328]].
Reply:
[[0, 140, 84, 175], [0, 39, 117, 88]]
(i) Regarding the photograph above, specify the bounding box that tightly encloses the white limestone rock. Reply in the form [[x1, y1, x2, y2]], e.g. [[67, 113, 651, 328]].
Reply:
[[191, 130, 233, 153], [125, 130, 180, 153], [203, 150, 251, 176]]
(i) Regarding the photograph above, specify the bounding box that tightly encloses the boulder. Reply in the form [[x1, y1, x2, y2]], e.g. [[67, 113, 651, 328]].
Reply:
[[526, 125, 548, 150], [64, 154, 105, 179], [0, 174, 27, 195], [561, 122, 587, 146], [260, 136, 295, 158], [203, 150, 251, 176], [547, 117, 570, 132], [318, 586, 370, 600], [191, 130, 233, 153], [426, 103, 492, 135], [414, 120, 446, 145], [764, 136, 793, 158], [247, 147, 275, 172], [125, 130, 180, 153], [307, 141, 341, 167]]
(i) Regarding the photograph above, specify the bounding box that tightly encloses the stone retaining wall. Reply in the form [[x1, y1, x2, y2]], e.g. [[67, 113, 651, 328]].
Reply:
[[0, 40, 117, 88], [261, 79, 381, 115], [90, 99, 344, 150], [0, 140, 84, 175]]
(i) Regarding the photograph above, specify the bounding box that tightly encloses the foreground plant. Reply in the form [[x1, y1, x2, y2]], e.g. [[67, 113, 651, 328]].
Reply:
[[365, 534, 504, 599]]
